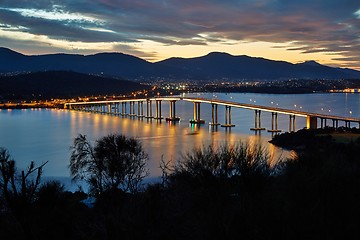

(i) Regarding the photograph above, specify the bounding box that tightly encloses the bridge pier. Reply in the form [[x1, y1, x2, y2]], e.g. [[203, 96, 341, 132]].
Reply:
[[166, 100, 180, 122], [121, 102, 127, 116], [154, 100, 163, 120], [268, 112, 281, 133], [250, 110, 265, 131], [190, 102, 204, 124], [289, 115, 296, 132], [332, 119, 336, 128], [145, 100, 153, 119], [306, 116, 317, 129], [113, 103, 117, 115], [221, 106, 235, 127], [129, 101, 136, 117], [137, 101, 144, 118], [115, 103, 120, 115], [108, 104, 112, 114], [209, 103, 220, 126]]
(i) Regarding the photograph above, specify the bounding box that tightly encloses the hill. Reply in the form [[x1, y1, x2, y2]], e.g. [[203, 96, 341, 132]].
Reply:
[[0, 47, 171, 80], [1, 47, 360, 80], [157, 52, 360, 80], [0, 71, 146, 100]]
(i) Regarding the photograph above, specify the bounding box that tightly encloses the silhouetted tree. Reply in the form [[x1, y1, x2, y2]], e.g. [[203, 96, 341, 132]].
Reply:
[[70, 134, 149, 195], [174, 142, 275, 180], [0, 147, 47, 240]]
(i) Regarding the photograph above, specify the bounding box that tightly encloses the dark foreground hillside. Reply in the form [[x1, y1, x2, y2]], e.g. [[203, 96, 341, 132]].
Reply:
[[0, 71, 147, 100], [1, 132, 360, 240]]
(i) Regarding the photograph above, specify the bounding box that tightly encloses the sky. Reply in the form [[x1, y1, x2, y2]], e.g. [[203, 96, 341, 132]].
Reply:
[[0, 0, 360, 70]]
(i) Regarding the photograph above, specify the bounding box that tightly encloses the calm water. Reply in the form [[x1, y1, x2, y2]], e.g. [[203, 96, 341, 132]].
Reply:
[[0, 92, 359, 187]]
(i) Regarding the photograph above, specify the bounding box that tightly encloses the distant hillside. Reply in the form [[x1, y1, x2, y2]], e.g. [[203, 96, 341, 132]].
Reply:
[[0, 71, 147, 100], [157, 52, 360, 80], [1, 47, 360, 80], [0, 47, 171, 80]]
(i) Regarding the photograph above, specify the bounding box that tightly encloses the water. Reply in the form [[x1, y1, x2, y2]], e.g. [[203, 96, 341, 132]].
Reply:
[[0, 92, 359, 188]]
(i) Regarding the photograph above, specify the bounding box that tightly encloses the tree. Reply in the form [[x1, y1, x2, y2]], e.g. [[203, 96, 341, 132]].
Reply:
[[0, 147, 47, 240], [70, 134, 149, 195], [174, 142, 274, 180]]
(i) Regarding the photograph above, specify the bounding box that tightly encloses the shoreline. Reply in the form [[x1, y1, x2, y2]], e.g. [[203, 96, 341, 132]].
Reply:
[[0, 103, 62, 109]]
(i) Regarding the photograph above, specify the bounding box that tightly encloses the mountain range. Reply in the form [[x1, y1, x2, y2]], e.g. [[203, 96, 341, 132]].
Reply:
[[1, 47, 359, 80]]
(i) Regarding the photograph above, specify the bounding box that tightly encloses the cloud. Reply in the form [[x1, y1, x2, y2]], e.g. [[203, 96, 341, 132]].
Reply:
[[0, 0, 359, 68]]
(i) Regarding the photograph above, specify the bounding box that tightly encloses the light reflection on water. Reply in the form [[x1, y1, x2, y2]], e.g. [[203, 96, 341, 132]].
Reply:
[[0, 92, 359, 184]]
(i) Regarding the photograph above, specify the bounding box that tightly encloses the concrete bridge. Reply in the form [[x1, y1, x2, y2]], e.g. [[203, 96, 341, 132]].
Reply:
[[65, 96, 360, 132]]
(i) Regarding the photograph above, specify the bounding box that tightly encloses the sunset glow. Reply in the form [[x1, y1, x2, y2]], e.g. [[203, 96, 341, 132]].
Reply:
[[0, 1, 359, 69]]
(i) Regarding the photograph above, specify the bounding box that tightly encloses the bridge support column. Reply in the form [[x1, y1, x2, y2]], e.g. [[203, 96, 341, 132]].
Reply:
[[117, 103, 121, 115], [190, 102, 204, 124], [137, 101, 144, 118], [154, 100, 163, 120], [251, 110, 266, 131], [115, 103, 120, 115], [289, 115, 296, 132], [121, 102, 128, 116], [166, 100, 180, 122], [221, 106, 235, 127], [210, 103, 220, 126], [108, 104, 112, 114], [145, 100, 153, 118], [306, 116, 317, 129], [129, 101, 136, 117], [268, 112, 281, 133], [113, 103, 116, 114]]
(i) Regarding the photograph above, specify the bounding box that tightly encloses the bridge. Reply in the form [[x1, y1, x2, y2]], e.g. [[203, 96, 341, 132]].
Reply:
[[65, 97, 360, 132]]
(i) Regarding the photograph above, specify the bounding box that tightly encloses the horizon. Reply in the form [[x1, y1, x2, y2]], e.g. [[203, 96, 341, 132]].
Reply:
[[2, 46, 357, 71], [0, 1, 359, 70]]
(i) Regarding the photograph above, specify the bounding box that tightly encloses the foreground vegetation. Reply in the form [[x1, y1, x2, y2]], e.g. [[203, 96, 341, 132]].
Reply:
[[1, 132, 360, 240]]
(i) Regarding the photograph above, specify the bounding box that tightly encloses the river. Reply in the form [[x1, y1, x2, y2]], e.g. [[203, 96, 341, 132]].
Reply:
[[0, 92, 359, 188]]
